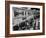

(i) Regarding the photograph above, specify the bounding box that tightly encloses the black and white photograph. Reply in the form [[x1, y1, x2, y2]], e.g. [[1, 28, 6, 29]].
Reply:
[[12, 7, 40, 31]]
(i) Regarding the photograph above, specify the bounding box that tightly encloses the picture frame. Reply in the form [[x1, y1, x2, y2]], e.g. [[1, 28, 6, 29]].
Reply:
[[5, 1, 45, 37]]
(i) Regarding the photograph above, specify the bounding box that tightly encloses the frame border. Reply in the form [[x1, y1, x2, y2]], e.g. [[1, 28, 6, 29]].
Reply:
[[5, 1, 45, 37]]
